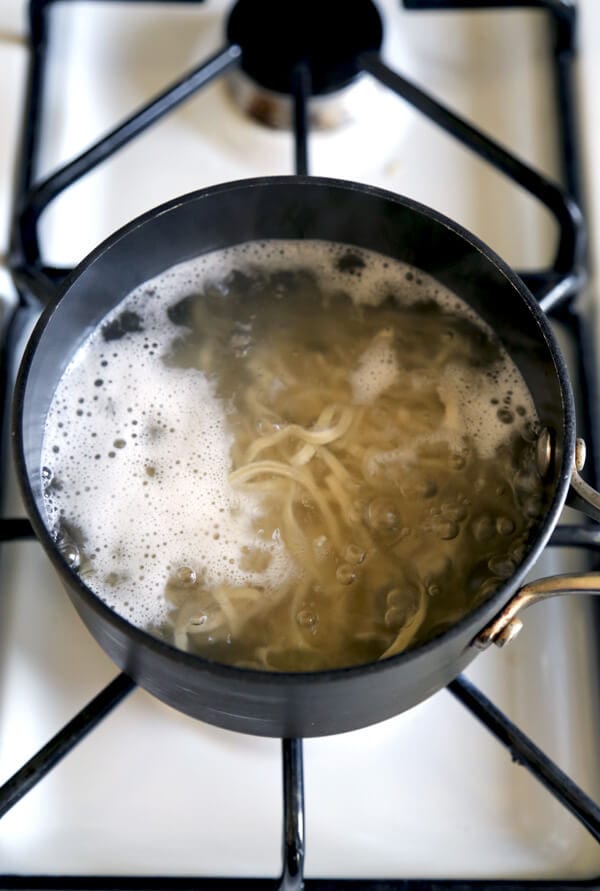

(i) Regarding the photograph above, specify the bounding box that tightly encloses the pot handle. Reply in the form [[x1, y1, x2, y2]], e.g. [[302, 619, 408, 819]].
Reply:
[[475, 436, 600, 650], [566, 442, 600, 521], [474, 572, 600, 649]]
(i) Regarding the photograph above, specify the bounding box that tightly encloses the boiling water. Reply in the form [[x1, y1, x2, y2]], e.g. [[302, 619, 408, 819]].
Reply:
[[41, 240, 547, 671]]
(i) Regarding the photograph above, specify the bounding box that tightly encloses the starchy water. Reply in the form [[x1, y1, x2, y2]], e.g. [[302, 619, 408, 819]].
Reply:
[[41, 240, 547, 670]]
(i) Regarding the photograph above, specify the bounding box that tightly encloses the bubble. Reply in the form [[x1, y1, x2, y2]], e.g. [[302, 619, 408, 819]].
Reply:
[[478, 578, 499, 600], [442, 502, 468, 522], [344, 544, 365, 565], [366, 497, 401, 536], [175, 565, 197, 587], [188, 614, 207, 629], [449, 453, 466, 470], [336, 564, 356, 585], [385, 606, 407, 628], [496, 516, 515, 536], [523, 496, 542, 519], [57, 536, 81, 569], [385, 588, 420, 623], [415, 479, 437, 499], [384, 588, 420, 629], [386, 588, 404, 608], [472, 514, 495, 543], [497, 407, 514, 424], [296, 609, 318, 629], [488, 556, 515, 578], [510, 542, 527, 564], [438, 521, 459, 541]]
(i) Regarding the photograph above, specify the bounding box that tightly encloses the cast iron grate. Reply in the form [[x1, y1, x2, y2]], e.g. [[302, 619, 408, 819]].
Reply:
[[1, 1, 598, 887]]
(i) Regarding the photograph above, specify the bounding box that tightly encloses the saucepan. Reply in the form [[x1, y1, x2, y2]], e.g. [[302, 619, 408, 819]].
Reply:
[[13, 176, 600, 737]]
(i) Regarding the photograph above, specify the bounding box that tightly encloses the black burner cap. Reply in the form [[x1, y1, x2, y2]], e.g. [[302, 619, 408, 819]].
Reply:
[[226, 0, 384, 96]]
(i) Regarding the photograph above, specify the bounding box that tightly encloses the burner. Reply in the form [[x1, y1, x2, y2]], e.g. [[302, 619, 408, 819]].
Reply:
[[225, 0, 384, 129]]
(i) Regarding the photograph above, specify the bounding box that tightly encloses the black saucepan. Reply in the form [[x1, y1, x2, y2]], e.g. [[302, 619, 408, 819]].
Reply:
[[13, 177, 600, 737]]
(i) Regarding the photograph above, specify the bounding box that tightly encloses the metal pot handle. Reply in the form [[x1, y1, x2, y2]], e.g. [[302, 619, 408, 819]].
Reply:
[[566, 439, 600, 521], [475, 436, 600, 650], [474, 572, 600, 649]]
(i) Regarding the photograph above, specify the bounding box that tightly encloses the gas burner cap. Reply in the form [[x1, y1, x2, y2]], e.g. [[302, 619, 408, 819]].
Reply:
[[226, 0, 383, 130]]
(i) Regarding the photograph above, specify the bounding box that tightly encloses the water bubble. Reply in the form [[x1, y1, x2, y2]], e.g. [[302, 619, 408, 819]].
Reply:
[[336, 564, 357, 585], [497, 408, 514, 424], [385, 588, 420, 623], [514, 469, 538, 495], [386, 588, 403, 608], [188, 614, 207, 628], [344, 544, 365, 565], [427, 583, 440, 597], [439, 521, 459, 541], [488, 556, 515, 578], [57, 537, 80, 569], [415, 478, 437, 499], [478, 578, 499, 600], [175, 565, 197, 587], [385, 606, 408, 628], [510, 543, 527, 564], [442, 502, 468, 522], [366, 497, 401, 536], [41, 466, 53, 485], [523, 496, 542, 519], [496, 516, 515, 536], [472, 514, 495, 543], [296, 609, 318, 629]]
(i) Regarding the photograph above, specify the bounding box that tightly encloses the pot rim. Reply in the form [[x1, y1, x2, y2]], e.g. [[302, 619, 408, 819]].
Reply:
[[12, 174, 576, 684]]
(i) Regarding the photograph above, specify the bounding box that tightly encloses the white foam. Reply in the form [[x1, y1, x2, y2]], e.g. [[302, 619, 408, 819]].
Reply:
[[350, 330, 400, 404], [42, 303, 295, 628], [437, 363, 533, 459]]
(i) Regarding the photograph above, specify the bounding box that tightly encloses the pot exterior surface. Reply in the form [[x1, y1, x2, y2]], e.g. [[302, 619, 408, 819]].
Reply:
[[14, 177, 575, 737]]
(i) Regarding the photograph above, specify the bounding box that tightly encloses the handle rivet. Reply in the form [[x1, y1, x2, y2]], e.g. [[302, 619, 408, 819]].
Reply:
[[536, 427, 554, 478], [575, 438, 587, 472]]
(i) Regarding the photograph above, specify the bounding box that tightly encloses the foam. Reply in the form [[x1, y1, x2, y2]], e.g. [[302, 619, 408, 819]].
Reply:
[[437, 363, 533, 459], [40, 238, 538, 632], [350, 330, 400, 404], [42, 299, 296, 628]]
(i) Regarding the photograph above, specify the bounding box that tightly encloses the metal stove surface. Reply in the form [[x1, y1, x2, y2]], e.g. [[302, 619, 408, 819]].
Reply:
[[1, 0, 600, 880]]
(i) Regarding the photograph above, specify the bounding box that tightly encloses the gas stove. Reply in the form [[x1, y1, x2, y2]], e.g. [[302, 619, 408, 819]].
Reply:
[[1, 0, 600, 884]]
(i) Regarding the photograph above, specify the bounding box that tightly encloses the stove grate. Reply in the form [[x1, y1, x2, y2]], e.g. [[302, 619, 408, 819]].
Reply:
[[1, 0, 598, 887]]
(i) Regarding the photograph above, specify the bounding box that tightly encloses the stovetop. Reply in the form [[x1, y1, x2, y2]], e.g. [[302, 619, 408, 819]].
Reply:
[[1, 0, 600, 883]]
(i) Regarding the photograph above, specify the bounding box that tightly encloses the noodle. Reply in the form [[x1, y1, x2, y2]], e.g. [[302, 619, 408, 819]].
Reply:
[[40, 239, 549, 672]]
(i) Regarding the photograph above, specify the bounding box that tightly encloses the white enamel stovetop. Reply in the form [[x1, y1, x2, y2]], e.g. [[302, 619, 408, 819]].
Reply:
[[1, 0, 600, 879]]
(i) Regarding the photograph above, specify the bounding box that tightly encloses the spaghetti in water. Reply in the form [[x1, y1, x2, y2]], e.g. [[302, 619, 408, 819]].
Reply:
[[40, 240, 548, 671]]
